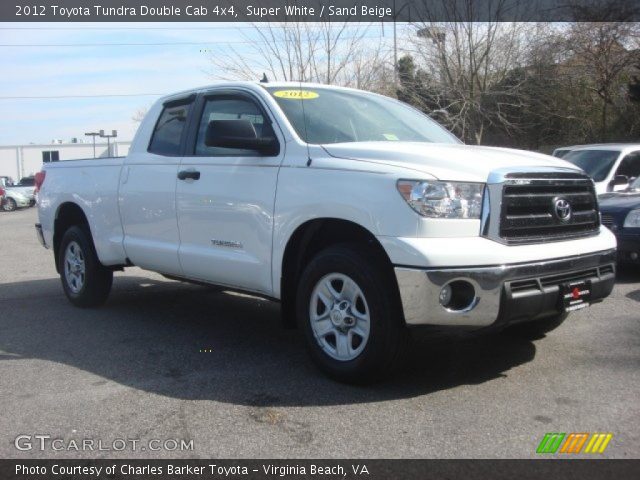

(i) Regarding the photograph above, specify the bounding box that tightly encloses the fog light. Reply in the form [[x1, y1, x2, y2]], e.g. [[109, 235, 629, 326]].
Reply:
[[439, 284, 453, 306], [631, 252, 638, 261], [440, 280, 477, 311]]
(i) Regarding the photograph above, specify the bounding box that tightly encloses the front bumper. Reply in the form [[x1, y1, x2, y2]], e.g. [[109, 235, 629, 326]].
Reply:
[[614, 232, 640, 264], [395, 249, 616, 327]]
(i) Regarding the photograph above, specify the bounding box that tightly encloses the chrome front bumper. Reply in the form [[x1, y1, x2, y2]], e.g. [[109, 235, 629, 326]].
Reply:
[[395, 249, 616, 327]]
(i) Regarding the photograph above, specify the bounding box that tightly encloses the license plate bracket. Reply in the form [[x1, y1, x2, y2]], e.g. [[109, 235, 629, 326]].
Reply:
[[560, 280, 592, 312]]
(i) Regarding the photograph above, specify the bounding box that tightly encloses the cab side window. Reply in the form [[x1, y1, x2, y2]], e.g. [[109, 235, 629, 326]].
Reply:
[[616, 151, 640, 181], [195, 96, 275, 156], [148, 102, 192, 156]]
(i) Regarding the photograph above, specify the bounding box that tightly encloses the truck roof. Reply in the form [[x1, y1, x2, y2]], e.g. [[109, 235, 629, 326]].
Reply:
[[565, 143, 640, 153], [158, 81, 368, 103]]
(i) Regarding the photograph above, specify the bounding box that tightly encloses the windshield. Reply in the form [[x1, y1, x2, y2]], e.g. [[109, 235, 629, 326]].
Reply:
[[553, 149, 572, 158], [563, 149, 620, 182], [265, 86, 459, 145]]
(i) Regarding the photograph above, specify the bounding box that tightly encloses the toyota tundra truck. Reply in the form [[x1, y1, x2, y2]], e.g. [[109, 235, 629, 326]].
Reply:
[[35, 82, 617, 382]]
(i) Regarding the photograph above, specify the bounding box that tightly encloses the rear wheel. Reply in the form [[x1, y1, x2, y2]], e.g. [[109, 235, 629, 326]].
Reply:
[[58, 226, 113, 307], [296, 244, 407, 383], [504, 312, 569, 339], [2, 198, 16, 212]]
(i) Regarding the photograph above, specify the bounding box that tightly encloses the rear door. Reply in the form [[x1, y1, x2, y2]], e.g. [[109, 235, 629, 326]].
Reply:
[[176, 89, 284, 295], [120, 96, 195, 275]]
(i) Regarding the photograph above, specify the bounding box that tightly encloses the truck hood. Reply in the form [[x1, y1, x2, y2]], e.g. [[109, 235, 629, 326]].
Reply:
[[321, 142, 580, 182]]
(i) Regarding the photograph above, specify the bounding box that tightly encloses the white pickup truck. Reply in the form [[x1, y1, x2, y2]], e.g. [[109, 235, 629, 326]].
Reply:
[[36, 82, 617, 382]]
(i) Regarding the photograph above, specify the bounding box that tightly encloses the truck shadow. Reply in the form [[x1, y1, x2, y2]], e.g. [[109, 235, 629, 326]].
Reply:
[[0, 275, 537, 406], [615, 264, 640, 283]]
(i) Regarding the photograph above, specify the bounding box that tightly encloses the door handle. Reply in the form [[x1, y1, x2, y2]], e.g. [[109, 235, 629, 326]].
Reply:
[[178, 170, 200, 181]]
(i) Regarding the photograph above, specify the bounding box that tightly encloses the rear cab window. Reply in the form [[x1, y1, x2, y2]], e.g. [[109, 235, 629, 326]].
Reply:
[[148, 98, 194, 156]]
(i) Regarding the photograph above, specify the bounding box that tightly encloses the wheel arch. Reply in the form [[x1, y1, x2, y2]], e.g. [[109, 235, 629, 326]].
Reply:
[[279, 217, 401, 328], [53, 202, 91, 273]]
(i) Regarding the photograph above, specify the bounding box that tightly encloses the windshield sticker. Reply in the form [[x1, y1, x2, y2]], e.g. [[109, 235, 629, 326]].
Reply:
[[273, 90, 319, 100], [382, 133, 399, 140]]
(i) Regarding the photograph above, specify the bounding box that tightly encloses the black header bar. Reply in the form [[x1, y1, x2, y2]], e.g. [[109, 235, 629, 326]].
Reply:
[[4, 0, 640, 22], [1, 459, 639, 480]]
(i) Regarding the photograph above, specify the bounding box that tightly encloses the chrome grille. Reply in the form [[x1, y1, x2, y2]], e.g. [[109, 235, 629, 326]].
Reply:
[[497, 172, 600, 244]]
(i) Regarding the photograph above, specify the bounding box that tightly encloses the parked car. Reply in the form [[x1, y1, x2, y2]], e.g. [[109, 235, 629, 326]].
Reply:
[[1, 188, 31, 211], [35, 82, 616, 382], [600, 176, 640, 265], [2, 176, 36, 206], [551, 143, 612, 159], [557, 144, 640, 195]]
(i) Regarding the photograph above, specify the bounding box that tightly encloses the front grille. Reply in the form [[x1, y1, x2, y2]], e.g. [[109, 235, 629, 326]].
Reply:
[[600, 214, 614, 229], [499, 172, 600, 244]]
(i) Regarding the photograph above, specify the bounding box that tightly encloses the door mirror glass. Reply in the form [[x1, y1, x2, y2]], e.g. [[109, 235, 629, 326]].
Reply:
[[612, 174, 629, 186], [205, 119, 256, 146], [205, 119, 278, 155]]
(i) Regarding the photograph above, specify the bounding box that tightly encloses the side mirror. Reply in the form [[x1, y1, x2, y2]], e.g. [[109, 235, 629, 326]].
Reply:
[[608, 174, 629, 192], [612, 174, 629, 186], [204, 119, 278, 155]]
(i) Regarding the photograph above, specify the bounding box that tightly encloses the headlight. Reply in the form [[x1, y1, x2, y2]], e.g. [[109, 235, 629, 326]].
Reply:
[[624, 209, 640, 228], [397, 180, 484, 219]]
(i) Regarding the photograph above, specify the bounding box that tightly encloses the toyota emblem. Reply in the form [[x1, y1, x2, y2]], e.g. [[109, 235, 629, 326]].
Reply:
[[553, 198, 572, 221]]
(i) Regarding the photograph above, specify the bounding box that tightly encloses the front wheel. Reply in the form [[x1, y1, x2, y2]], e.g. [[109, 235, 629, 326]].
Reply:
[[58, 226, 113, 307], [2, 198, 17, 212], [296, 244, 408, 383]]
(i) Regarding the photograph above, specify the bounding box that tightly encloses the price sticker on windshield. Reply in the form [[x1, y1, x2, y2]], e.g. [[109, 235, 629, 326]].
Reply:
[[273, 90, 319, 100]]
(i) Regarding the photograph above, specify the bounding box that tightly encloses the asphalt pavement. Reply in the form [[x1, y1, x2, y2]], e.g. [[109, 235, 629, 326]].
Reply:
[[1, 208, 638, 458]]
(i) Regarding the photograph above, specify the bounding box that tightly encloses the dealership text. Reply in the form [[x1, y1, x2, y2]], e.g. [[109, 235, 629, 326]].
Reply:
[[16, 463, 366, 476]]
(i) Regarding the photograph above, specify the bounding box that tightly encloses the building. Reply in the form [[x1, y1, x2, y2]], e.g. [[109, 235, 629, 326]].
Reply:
[[0, 141, 131, 181]]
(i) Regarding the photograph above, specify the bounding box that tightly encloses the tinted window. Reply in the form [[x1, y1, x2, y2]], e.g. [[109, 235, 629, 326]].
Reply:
[[564, 149, 619, 182], [195, 96, 274, 156], [148, 103, 192, 156], [616, 152, 640, 180], [18, 177, 35, 186], [266, 86, 459, 145]]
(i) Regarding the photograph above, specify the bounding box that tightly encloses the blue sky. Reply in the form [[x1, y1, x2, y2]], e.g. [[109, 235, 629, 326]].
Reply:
[[0, 22, 404, 145]]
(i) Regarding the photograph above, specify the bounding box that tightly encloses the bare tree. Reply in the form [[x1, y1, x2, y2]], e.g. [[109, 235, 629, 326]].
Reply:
[[403, 17, 537, 144], [563, 22, 640, 141], [132, 108, 147, 124], [208, 22, 392, 90]]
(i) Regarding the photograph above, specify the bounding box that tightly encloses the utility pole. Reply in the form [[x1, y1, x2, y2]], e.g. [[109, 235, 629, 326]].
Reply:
[[84, 131, 100, 159], [99, 130, 118, 157], [392, 1, 411, 88]]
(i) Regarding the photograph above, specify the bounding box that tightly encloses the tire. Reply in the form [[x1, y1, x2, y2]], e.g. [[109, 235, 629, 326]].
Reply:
[[2, 198, 17, 212], [58, 225, 113, 307], [296, 244, 408, 383], [504, 312, 569, 339]]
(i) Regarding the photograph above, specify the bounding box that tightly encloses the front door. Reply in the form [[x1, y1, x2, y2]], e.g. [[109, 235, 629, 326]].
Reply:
[[176, 91, 283, 295]]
